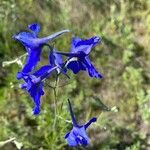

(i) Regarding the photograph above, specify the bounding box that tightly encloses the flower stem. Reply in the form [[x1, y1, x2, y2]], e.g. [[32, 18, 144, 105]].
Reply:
[[53, 75, 59, 129]]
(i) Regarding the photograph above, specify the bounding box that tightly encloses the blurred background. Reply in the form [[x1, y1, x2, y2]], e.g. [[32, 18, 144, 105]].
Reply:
[[0, 0, 150, 150]]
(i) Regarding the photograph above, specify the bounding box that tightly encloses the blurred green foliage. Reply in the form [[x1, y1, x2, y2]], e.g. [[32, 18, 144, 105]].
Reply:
[[0, 0, 150, 149]]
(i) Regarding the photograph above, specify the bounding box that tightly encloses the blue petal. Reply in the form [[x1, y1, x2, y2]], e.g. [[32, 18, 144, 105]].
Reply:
[[73, 127, 89, 146], [49, 50, 54, 65], [28, 81, 44, 115], [49, 50, 69, 77], [33, 65, 52, 76], [54, 52, 63, 66], [65, 132, 70, 139], [22, 48, 42, 73], [49, 49, 63, 67], [84, 117, 97, 130], [33, 106, 40, 115], [66, 126, 89, 147], [65, 131, 78, 147], [39, 66, 57, 81], [67, 61, 80, 74], [71, 36, 101, 55], [83, 57, 103, 78], [14, 32, 35, 43], [16, 72, 23, 80], [28, 23, 40, 36], [67, 60, 86, 74], [76, 36, 101, 48], [76, 137, 88, 147], [19, 83, 27, 89], [71, 37, 81, 53]]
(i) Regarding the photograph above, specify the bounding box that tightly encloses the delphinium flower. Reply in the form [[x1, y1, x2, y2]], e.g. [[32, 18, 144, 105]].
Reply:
[[65, 99, 97, 147], [13, 23, 69, 76], [56, 36, 103, 79], [18, 65, 57, 115]]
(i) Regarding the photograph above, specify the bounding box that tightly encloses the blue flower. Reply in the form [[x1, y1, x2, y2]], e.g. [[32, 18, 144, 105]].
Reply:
[[49, 48, 63, 74], [13, 23, 70, 74], [18, 65, 57, 115], [65, 99, 97, 147], [56, 36, 103, 78], [49, 48, 68, 78]]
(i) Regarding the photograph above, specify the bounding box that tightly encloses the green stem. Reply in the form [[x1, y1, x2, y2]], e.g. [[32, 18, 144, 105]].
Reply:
[[53, 75, 59, 129]]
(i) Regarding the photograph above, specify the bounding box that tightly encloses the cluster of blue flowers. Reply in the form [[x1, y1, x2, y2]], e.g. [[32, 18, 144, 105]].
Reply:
[[13, 23, 103, 147]]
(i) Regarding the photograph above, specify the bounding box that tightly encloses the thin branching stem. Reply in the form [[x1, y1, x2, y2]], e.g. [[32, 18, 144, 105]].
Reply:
[[53, 75, 59, 129]]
